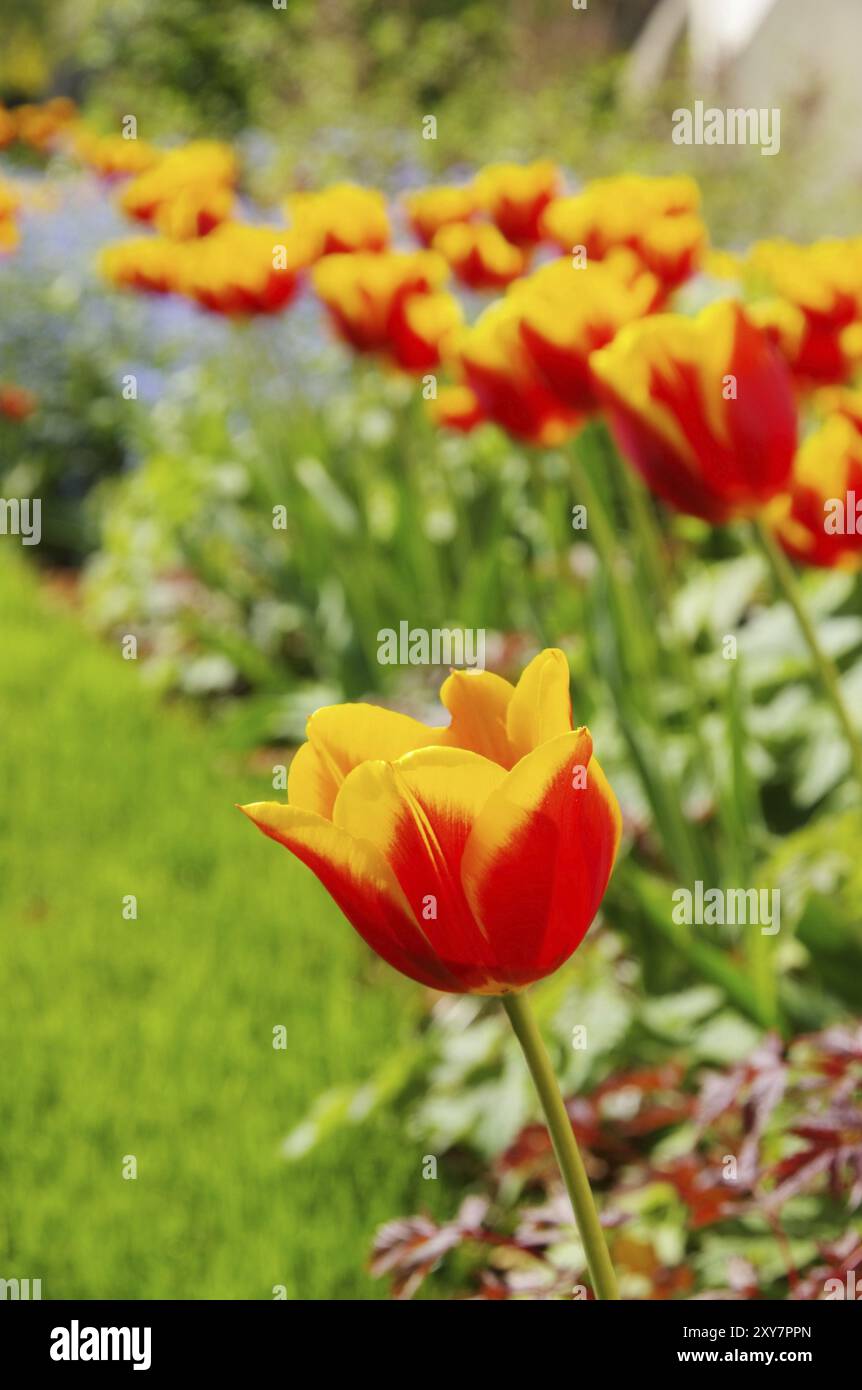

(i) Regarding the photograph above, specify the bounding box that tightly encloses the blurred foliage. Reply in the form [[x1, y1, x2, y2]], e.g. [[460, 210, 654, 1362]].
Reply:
[[370, 1025, 862, 1300], [1, 0, 858, 241], [0, 550, 461, 1298]]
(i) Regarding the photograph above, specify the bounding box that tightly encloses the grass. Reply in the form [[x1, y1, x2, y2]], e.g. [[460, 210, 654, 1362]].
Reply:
[[0, 551, 451, 1299]]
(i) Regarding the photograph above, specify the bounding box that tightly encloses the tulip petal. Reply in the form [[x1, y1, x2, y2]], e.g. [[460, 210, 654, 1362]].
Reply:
[[333, 747, 507, 989], [461, 729, 622, 986], [437, 668, 515, 765], [505, 648, 573, 762], [239, 801, 462, 991], [290, 702, 441, 817]]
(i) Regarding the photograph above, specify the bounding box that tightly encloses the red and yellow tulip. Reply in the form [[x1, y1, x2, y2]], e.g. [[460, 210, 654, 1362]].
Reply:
[[590, 300, 797, 523], [745, 238, 862, 387], [542, 175, 706, 296], [770, 395, 862, 569], [312, 250, 449, 359], [428, 383, 487, 434], [72, 130, 161, 181], [453, 298, 580, 446], [387, 290, 463, 373], [99, 236, 185, 296], [513, 255, 660, 412], [404, 185, 475, 247], [178, 224, 312, 315], [473, 160, 560, 247], [286, 183, 390, 258], [431, 221, 526, 290], [119, 141, 237, 227], [240, 649, 622, 994]]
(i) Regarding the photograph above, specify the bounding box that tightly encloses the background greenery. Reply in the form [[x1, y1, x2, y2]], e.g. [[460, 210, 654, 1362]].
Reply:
[[2, 0, 862, 1300]]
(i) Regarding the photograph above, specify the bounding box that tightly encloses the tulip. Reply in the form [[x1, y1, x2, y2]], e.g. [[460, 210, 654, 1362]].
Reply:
[[472, 160, 560, 247], [404, 185, 476, 247], [0, 179, 20, 256], [0, 383, 37, 421], [99, 237, 184, 296], [13, 97, 77, 151], [72, 130, 161, 181], [454, 298, 580, 446], [239, 648, 622, 1298], [745, 238, 862, 386], [240, 647, 622, 991], [590, 300, 797, 523], [0, 105, 15, 149], [513, 255, 659, 412], [431, 222, 526, 290], [387, 290, 463, 374], [179, 224, 312, 315], [286, 183, 390, 258], [312, 250, 449, 356], [542, 175, 706, 295], [771, 399, 862, 570], [428, 383, 487, 434], [119, 141, 237, 226], [153, 184, 235, 240]]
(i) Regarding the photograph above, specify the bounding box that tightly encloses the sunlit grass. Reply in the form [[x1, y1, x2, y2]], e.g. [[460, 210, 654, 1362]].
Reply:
[[0, 552, 452, 1298]]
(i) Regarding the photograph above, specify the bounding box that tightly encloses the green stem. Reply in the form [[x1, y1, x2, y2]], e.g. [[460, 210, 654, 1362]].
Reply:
[[502, 991, 620, 1300], [753, 516, 862, 795]]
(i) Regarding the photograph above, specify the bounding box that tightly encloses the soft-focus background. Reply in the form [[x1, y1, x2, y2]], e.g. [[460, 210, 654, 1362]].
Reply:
[[2, 0, 862, 1301]]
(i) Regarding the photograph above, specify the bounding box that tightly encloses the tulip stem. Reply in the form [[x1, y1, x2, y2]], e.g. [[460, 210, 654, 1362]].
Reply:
[[753, 516, 862, 794], [502, 991, 620, 1300]]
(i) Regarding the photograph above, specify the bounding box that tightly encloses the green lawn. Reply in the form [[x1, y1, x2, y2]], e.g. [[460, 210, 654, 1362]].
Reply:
[[0, 552, 444, 1299]]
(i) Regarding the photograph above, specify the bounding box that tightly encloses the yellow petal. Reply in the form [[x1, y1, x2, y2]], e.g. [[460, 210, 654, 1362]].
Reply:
[[437, 668, 515, 764], [296, 702, 442, 818], [505, 648, 573, 761]]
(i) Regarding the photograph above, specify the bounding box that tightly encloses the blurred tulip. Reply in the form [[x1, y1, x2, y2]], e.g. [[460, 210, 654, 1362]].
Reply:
[[99, 237, 186, 296], [771, 398, 862, 569], [0, 105, 16, 149], [72, 130, 161, 181], [513, 255, 659, 412], [240, 648, 621, 993], [428, 383, 487, 434], [286, 183, 390, 257], [432, 221, 526, 290], [454, 298, 579, 445], [179, 224, 312, 315], [119, 141, 237, 226], [153, 184, 235, 239], [590, 300, 797, 523], [388, 290, 463, 373], [542, 175, 706, 295], [312, 250, 448, 356], [473, 160, 560, 247], [746, 238, 862, 386], [0, 383, 37, 421], [404, 185, 475, 246], [13, 97, 77, 150], [0, 219, 20, 255], [0, 178, 20, 256]]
